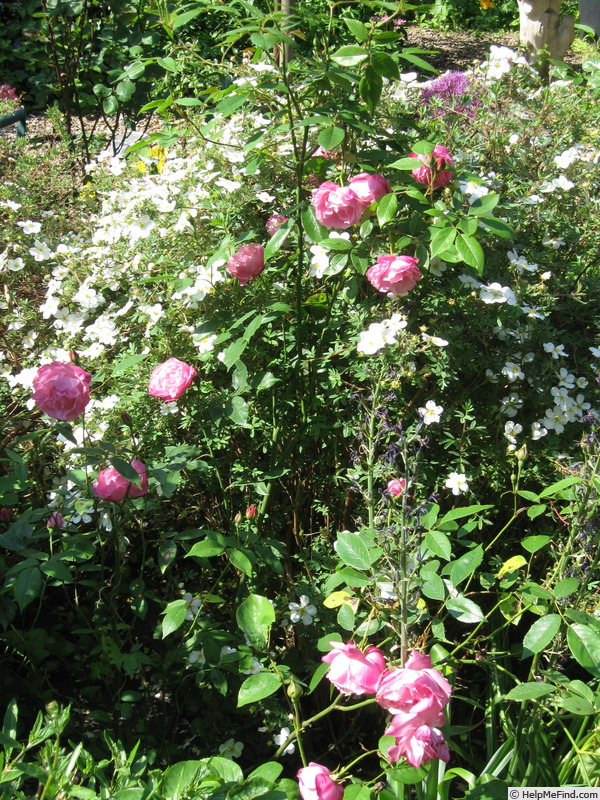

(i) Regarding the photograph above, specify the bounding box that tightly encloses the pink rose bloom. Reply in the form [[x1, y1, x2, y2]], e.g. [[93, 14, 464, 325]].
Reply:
[[93, 459, 149, 503], [226, 244, 265, 286], [376, 650, 452, 716], [404, 650, 437, 671], [410, 145, 454, 190], [266, 215, 288, 236], [311, 182, 365, 230], [348, 173, 392, 208], [366, 254, 421, 297], [297, 763, 344, 800], [311, 146, 333, 159], [32, 361, 92, 421], [387, 479, 406, 498], [47, 512, 65, 529], [322, 641, 386, 695], [0, 84, 18, 101], [148, 358, 197, 402], [386, 715, 450, 767]]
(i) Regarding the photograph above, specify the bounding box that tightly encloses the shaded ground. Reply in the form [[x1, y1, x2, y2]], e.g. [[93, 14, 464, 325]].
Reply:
[[404, 25, 585, 70], [0, 27, 588, 145]]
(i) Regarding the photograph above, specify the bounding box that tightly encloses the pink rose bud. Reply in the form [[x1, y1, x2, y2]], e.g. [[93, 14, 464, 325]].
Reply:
[[32, 361, 92, 421], [348, 173, 392, 208], [226, 244, 265, 286], [266, 215, 288, 236], [322, 641, 386, 695], [148, 358, 197, 402], [410, 145, 454, 190], [246, 504, 257, 519], [0, 508, 10, 523], [386, 718, 450, 767], [387, 478, 406, 498], [311, 182, 365, 230], [47, 512, 65, 529], [93, 458, 148, 503], [297, 764, 344, 800], [366, 254, 421, 297]]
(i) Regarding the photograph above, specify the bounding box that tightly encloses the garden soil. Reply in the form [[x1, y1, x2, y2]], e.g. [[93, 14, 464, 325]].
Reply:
[[0, 27, 585, 146], [404, 25, 584, 70]]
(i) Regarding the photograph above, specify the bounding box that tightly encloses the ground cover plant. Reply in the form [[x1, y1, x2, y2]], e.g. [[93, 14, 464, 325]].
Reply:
[[0, 2, 599, 798]]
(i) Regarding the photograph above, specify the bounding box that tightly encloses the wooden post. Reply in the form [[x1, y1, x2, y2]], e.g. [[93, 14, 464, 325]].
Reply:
[[274, 0, 295, 66], [517, 0, 575, 63]]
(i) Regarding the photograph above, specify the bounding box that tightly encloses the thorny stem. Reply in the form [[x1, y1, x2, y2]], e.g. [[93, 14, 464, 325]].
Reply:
[[398, 430, 410, 667], [336, 749, 381, 779], [553, 448, 600, 589], [38, 730, 61, 800], [273, 695, 377, 760], [364, 373, 386, 530], [290, 691, 308, 766]]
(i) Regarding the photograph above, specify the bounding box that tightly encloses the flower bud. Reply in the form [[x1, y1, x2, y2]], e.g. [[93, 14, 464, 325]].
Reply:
[[515, 445, 528, 462]]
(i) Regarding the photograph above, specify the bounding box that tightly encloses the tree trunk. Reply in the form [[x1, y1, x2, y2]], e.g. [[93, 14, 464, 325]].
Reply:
[[517, 0, 575, 62], [579, 0, 600, 35]]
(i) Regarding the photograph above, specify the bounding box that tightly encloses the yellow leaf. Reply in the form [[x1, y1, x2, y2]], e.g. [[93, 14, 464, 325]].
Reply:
[[497, 555, 527, 578], [323, 591, 358, 610]]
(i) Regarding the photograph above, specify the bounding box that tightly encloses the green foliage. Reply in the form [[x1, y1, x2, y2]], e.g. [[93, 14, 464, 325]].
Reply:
[[414, 0, 519, 32], [0, 700, 294, 800]]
